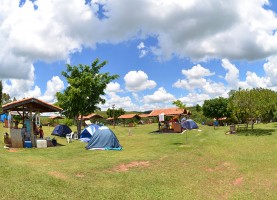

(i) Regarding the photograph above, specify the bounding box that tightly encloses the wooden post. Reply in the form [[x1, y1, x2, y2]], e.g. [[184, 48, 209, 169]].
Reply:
[[30, 112, 36, 147]]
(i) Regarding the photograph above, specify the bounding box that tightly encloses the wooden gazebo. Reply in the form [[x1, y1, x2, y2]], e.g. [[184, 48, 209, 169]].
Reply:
[[2, 97, 62, 148]]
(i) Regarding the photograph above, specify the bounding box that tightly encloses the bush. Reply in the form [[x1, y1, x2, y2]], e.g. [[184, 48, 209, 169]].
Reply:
[[64, 118, 73, 126]]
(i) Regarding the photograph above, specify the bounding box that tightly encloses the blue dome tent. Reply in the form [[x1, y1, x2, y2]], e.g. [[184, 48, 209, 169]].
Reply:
[[181, 119, 199, 130], [80, 124, 100, 142], [52, 124, 72, 137], [86, 126, 122, 150]]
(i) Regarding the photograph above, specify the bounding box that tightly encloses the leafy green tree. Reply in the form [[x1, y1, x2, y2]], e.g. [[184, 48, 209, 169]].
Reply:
[[56, 58, 119, 133], [2, 93, 11, 105], [106, 107, 125, 119], [195, 104, 202, 112], [203, 97, 230, 121], [172, 100, 186, 109], [228, 88, 277, 129], [253, 88, 277, 122], [228, 89, 254, 126]]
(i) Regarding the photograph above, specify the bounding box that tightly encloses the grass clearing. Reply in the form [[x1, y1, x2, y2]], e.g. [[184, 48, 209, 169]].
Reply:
[[0, 122, 276, 199]]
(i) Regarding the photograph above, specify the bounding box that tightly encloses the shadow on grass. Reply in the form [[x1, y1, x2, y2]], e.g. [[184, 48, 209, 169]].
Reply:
[[149, 130, 161, 134], [56, 143, 66, 146], [173, 142, 183, 145], [237, 128, 275, 136]]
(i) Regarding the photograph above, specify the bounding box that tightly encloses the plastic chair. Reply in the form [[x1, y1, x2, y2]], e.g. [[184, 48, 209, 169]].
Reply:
[[66, 132, 73, 143], [73, 132, 78, 140]]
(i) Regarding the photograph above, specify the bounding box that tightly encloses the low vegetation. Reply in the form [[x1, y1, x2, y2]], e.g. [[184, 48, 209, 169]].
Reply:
[[0, 122, 276, 199]]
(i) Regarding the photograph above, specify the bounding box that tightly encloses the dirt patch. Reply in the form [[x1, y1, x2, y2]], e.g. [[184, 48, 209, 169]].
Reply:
[[233, 177, 243, 186], [48, 171, 68, 180], [108, 161, 150, 172], [7, 148, 19, 152], [75, 173, 85, 178]]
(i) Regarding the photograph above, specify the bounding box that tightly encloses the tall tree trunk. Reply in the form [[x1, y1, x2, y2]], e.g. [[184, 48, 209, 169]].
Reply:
[[76, 116, 82, 137]]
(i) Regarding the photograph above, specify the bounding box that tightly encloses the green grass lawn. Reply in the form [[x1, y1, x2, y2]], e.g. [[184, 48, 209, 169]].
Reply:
[[0, 122, 276, 200]]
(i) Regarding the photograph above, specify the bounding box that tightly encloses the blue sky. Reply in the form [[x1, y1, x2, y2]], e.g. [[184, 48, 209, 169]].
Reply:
[[1, 0, 277, 112]]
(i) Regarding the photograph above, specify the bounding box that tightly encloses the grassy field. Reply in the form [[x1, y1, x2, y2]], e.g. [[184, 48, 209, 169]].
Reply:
[[0, 122, 276, 200]]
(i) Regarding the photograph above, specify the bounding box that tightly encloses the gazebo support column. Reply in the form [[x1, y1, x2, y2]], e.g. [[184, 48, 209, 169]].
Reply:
[[30, 112, 36, 147]]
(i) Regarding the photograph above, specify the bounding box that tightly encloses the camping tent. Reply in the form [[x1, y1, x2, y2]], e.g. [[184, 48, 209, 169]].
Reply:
[[86, 126, 122, 150], [0, 113, 8, 122], [52, 124, 72, 137], [80, 124, 100, 142], [181, 119, 199, 130]]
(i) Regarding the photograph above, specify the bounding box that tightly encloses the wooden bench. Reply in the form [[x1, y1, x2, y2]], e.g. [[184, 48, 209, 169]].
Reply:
[[236, 124, 248, 131]]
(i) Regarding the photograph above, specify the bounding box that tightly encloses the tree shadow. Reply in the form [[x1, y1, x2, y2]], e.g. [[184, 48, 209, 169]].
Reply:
[[173, 142, 183, 145], [237, 128, 275, 136]]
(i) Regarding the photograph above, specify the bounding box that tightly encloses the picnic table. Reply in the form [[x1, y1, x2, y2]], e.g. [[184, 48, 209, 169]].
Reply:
[[236, 124, 248, 131]]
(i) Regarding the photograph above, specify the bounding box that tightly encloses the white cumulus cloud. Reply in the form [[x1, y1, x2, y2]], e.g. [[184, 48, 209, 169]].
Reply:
[[124, 70, 156, 92], [221, 58, 239, 89], [105, 82, 122, 93], [143, 87, 175, 103], [40, 76, 65, 103], [263, 56, 277, 86]]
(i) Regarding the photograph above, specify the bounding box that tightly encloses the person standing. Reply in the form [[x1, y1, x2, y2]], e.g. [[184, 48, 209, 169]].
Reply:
[[39, 125, 44, 139]]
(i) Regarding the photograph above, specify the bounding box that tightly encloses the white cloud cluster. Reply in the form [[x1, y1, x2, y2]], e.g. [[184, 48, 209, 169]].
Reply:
[[3, 73, 64, 103], [179, 93, 211, 107], [100, 92, 136, 111], [2, 65, 41, 98], [263, 56, 277, 86], [105, 82, 121, 93], [143, 87, 175, 103], [137, 42, 149, 58], [2, 0, 277, 80], [173, 57, 277, 107], [124, 70, 156, 92], [1, 0, 277, 109], [221, 59, 239, 89], [40, 76, 65, 103], [173, 64, 216, 91]]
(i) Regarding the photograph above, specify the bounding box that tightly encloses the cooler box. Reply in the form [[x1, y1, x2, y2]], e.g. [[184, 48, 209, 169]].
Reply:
[[36, 140, 47, 148], [46, 140, 54, 147], [24, 141, 32, 148]]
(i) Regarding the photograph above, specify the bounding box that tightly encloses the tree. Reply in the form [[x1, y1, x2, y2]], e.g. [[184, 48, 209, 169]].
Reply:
[[195, 104, 202, 112], [172, 100, 186, 109], [228, 89, 254, 125], [253, 88, 277, 122], [56, 58, 119, 133], [2, 93, 11, 105], [106, 107, 125, 126], [203, 97, 230, 121], [106, 108, 125, 119], [228, 88, 277, 129]]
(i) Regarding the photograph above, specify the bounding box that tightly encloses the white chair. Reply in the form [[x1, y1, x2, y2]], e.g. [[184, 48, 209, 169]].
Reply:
[[66, 132, 73, 143], [73, 132, 78, 140]]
